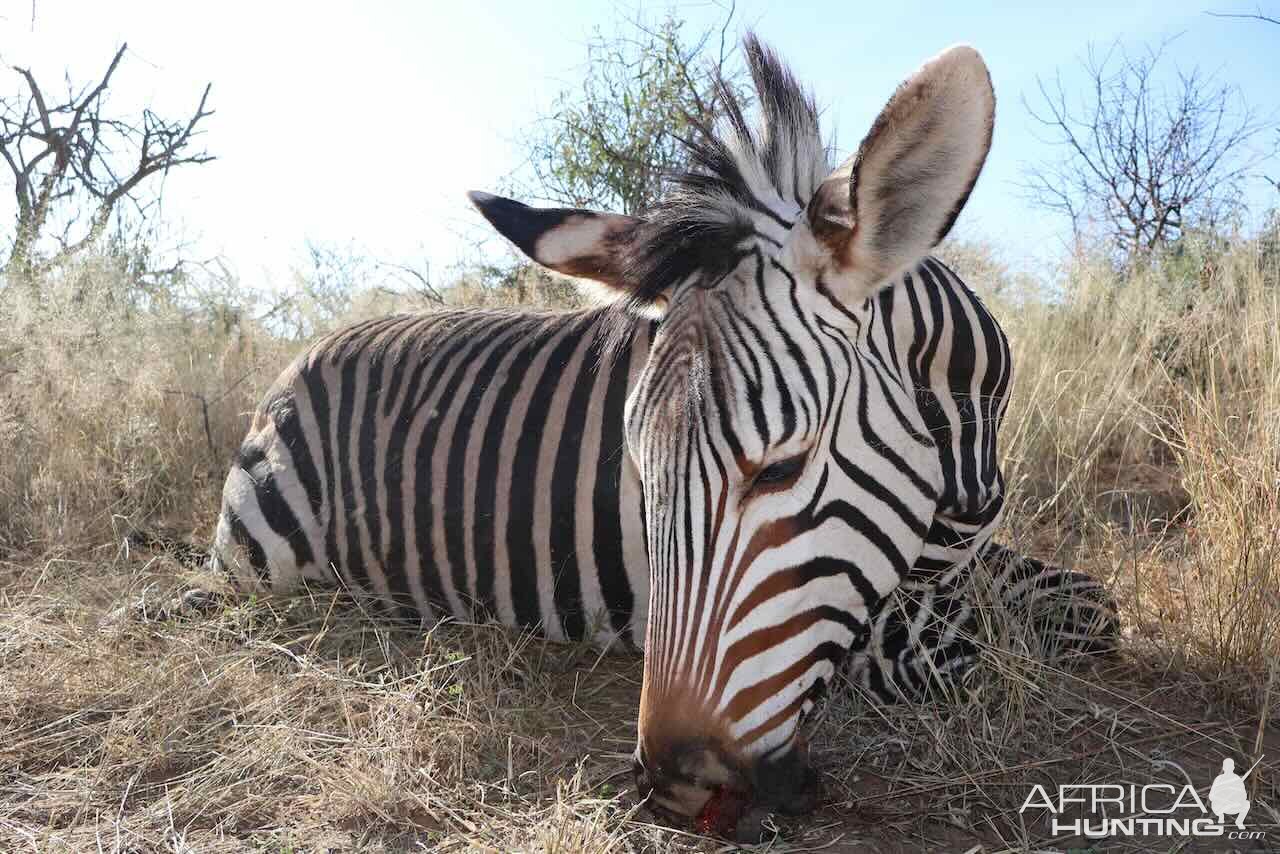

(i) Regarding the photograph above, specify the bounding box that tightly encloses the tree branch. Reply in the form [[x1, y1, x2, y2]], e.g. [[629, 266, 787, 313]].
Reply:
[[1205, 9, 1280, 26], [1, 44, 214, 277]]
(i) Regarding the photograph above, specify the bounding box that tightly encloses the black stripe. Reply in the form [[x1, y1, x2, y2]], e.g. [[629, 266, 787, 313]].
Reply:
[[931, 262, 980, 513], [901, 272, 928, 390], [361, 319, 434, 616], [876, 285, 904, 378], [266, 391, 324, 529], [547, 328, 602, 639], [224, 505, 268, 580], [913, 263, 958, 510], [299, 349, 339, 585], [338, 345, 374, 595], [591, 328, 637, 637], [357, 346, 405, 613], [235, 441, 316, 570]]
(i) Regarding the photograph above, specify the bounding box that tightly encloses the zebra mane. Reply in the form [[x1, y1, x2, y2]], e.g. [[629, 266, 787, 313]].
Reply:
[[619, 34, 831, 312]]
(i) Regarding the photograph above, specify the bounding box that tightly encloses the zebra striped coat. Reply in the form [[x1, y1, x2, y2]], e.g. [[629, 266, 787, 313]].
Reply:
[[207, 34, 1118, 834], [213, 255, 1099, 692]]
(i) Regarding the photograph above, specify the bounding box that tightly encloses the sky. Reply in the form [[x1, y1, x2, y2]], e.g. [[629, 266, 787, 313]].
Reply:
[[1, 0, 1277, 287]]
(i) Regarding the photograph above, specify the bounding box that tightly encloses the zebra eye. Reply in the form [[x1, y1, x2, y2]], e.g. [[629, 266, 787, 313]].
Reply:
[[752, 453, 807, 491]]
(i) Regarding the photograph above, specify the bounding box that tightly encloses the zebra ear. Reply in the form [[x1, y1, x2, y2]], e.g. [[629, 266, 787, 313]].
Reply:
[[803, 45, 994, 301], [468, 191, 642, 292]]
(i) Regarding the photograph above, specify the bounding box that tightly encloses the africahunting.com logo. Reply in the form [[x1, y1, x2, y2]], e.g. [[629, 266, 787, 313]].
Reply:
[[1020, 756, 1266, 840]]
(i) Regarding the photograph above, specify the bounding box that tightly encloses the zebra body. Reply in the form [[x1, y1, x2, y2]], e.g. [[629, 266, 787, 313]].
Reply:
[[216, 307, 653, 645], [213, 256, 1097, 693]]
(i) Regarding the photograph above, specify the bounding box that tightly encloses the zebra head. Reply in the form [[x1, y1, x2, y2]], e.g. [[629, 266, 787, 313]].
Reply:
[[471, 36, 994, 830]]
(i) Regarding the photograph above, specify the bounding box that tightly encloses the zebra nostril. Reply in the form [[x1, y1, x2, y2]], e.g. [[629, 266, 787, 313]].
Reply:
[[635, 745, 733, 820], [674, 744, 742, 790]]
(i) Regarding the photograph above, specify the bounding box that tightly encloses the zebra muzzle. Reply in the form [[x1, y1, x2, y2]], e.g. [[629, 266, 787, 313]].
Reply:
[[635, 740, 821, 840]]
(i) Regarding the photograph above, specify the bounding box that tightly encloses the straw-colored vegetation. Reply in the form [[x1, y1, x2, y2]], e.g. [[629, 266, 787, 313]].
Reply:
[[2, 225, 1278, 852]]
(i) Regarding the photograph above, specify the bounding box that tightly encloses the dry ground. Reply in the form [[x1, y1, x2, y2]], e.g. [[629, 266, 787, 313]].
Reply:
[[3, 238, 1279, 851], [2, 535, 1277, 853]]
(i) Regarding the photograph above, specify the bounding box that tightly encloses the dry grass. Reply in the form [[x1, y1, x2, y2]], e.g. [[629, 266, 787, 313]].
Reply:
[[0, 255, 290, 552], [1, 554, 679, 852], [995, 241, 1280, 702], [2, 233, 1279, 851]]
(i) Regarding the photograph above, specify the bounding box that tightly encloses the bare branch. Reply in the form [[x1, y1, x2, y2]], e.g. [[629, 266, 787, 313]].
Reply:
[[1205, 9, 1280, 26], [0, 43, 214, 278], [376, 258, 444, 304], [1019, 37, 1273, 260]]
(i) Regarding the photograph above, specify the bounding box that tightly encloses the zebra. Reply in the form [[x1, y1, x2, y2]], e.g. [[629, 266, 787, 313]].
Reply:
[[194, 36, 1117, 834]]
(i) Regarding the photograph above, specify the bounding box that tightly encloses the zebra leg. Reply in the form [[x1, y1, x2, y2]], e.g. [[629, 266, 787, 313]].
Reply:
[[844, 542, 1119, 702], [978, 542, 1120, 659], [845, 576, 981, 703]]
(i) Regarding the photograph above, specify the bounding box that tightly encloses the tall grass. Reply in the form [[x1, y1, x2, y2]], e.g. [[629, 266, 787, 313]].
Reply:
[[0, 256, 293, 553], [993, 236, 1280, 693]]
